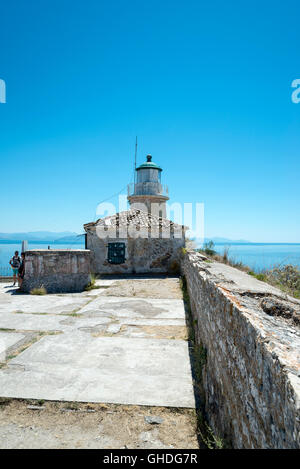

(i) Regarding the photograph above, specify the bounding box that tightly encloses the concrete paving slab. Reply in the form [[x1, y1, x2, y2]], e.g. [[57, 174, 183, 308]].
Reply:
[[0, 311, 63, 332], [0, 334, 195, 408], [80, 297, 186, 319], [0, 311, 112, 333], [0, 278, 195, 410], [0, 332, 25, 361], [0, 311, 185, 334], [0, 294, 91, 315], [118, 318, 186, 327]]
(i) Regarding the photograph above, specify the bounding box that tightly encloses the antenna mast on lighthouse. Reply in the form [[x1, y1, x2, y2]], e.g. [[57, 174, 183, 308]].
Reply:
[[134, 136, 138, 184]]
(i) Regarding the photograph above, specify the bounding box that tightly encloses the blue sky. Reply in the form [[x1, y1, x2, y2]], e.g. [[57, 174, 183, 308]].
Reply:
[[0, 0, 299, 242]]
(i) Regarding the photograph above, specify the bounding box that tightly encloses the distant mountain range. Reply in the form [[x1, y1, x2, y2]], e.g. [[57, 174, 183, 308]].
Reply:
[[193, 237, 252, 246], [0, 232, 251, 244], [0, 231, 85, 243], [204, 237, 251, 244]]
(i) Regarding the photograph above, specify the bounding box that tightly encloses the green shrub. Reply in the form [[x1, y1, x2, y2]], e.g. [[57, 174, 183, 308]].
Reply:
[[248, 271, 267, 281], [199, 240, 216, 256], [85, 274, 101, 291], [255, 273, 267, 281], [266, 264, 300, 298]]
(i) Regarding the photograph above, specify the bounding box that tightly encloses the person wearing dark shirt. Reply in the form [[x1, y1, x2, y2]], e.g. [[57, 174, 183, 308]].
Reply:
[[18, 252, 25, 288], [9, 251, 21, 286]]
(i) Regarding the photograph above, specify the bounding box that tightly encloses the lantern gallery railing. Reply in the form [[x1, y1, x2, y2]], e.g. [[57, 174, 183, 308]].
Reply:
[[127, 183, 169, 197]]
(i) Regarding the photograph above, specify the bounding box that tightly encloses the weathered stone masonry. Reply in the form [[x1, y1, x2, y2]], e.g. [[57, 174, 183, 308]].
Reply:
[[84, 209, 185, 274], [183, 251, 300, 449], [22, 250, 91, 293]]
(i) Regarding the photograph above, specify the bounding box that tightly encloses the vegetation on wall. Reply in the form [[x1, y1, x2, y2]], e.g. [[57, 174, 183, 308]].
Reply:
[[197, 241, 300, 299]]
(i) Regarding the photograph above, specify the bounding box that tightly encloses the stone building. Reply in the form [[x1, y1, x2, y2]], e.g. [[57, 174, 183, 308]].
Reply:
[[84, 154, 186, 274]]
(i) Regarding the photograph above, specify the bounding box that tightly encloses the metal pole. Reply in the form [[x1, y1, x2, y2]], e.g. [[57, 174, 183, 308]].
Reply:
[[22, 240, 28, 252], [134, 136, 137, 185]]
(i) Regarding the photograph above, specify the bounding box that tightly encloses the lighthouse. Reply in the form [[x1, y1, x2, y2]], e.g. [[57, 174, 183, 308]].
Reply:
[[127, 154, 169, 217], [84, 152, 186, 274]]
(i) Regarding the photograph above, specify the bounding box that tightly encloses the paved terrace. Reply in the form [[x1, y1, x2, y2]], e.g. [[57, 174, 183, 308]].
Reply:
[[0, 277, 198, 449]]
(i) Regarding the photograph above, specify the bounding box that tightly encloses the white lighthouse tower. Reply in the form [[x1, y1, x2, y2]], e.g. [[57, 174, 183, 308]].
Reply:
[[127, 154, 169, 218]]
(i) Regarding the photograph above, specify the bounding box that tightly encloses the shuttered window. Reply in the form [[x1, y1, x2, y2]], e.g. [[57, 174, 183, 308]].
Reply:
[[107, 243, 126, 264]]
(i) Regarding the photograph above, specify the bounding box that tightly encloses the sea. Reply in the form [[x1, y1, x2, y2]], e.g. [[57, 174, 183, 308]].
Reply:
[[0, 241, 85, 276], [0, 241, 299, 276], [212, 243, 300, 272]]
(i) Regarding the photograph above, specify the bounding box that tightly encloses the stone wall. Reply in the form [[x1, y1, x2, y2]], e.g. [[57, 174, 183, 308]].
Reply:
[[182, 251, 300, 449], [86, 231, 184, 274], [22, 250, 91, 293]]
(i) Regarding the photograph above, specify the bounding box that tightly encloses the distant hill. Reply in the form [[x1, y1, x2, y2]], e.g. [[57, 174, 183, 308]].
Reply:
[[192, 237, 252, 245], [0, 232, 250, 245], [0, 231, 83, 242], [206, 237, 251, 244], [54, 235, 85, 243]]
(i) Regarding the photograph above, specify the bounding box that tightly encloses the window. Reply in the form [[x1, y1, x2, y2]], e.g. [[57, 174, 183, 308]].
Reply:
[[107, 242, 126, 264]]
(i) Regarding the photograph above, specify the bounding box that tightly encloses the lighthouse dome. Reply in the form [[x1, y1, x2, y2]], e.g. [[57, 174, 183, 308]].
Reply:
[[136, 154, 162, 172]]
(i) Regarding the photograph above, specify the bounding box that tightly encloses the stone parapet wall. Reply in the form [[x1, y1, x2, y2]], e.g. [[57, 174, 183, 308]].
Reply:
[[22, 250, 91, 293], [182, 251, 300, 449]]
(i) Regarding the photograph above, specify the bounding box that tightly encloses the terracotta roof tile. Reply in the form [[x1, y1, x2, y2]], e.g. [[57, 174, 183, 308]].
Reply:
[[84, 209, 186, 231]]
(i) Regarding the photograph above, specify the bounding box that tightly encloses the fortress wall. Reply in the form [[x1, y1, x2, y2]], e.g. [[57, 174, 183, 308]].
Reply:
[[22, 250, 91, 293], [183, 251, 300, 448]]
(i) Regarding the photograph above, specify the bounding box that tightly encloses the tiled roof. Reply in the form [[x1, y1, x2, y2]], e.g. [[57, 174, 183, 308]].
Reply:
[[84, 209, 186, 230]]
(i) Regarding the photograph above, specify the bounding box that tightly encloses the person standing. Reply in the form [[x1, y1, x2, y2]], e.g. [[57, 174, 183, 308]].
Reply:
[[18, 252, 25, 288], [9, 251, 21, 286]]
